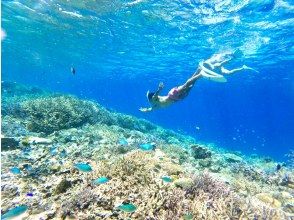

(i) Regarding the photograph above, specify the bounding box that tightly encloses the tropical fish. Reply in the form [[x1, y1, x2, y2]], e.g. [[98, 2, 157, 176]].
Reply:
[[93, 176, 109, 185], [10, 167, 21, 174], [139, 143, 155, 151], [60, 149, 67, 158], [183, 213, 193, 220], [117, 203, 137, 213], [161, 176, 173, 183], [118, 138, 128, 146], [50, 147, 58, 156], [23, 164, 33, 172], [74, 163, 92, 172], [1, 205, 28, 220], [276, 164, 281, 171], [26, 192, 33, 197]]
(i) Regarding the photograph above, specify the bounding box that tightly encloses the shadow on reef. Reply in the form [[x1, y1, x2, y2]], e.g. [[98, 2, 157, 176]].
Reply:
[[1, 82, 294, 219]]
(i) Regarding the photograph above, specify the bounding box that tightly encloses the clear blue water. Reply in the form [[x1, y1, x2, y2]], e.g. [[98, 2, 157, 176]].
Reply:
[[2, 0, 294, 161]]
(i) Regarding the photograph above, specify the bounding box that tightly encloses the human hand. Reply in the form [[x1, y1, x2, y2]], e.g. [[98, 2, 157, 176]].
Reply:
[[139, 107, 151, 112], [139, 107, 148, 112]]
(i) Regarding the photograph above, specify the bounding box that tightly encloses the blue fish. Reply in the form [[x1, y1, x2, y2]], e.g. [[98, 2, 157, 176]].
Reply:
[[10, 167, 21, 174], [74, 163, 92, 172], [50, 147, 58, 156], [118, 138, 128, 146], [117, 203, 137, 213], [183, 213, 193, 220], [93, 176, 109, 185], [60, 149, 67, 158], [26, 192, 33, 197], [1, 205, 28, 219], [23, 164, 33, 171], [139, 143, 155, 151], [161, 176, 173, 183]]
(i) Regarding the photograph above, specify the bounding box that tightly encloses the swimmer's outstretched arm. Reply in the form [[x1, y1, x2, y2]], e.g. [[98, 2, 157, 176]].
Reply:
[[139, 83, 163, 113], [139, 107, 153, 112]]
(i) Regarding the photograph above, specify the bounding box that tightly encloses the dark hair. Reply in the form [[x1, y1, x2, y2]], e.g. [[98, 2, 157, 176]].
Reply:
[[147, 91, 155, 102]]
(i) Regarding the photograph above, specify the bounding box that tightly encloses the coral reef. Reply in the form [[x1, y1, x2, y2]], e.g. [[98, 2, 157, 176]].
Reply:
[[21, 96, 101, 134], [191, 144, 212, 159], [60, 187, 99, 218], [54, 178, 72, 195], [286, 150, 294, 168], [1, 82, 293, 220]]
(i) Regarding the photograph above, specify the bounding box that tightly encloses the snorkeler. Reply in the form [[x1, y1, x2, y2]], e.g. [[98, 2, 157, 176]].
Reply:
[[140, 52, 254, 112]]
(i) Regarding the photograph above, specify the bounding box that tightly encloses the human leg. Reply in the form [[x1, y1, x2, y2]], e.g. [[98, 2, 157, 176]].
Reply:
[[220, 65, 258, 74], [179, 73, 202, 91], [204, 52, 234, 69]]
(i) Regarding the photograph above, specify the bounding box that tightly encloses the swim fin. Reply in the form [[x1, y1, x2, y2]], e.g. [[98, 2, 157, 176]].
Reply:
[[199, 62, 227, 83]]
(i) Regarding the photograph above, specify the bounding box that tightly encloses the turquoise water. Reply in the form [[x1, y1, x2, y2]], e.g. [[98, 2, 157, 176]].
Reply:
[[2, 0, 294, 160]]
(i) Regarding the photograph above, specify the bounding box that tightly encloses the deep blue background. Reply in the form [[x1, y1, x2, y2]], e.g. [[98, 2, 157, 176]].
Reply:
[[2, 0, 294, 160]]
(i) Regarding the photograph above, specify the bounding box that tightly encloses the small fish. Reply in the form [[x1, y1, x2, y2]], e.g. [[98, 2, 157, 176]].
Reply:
[[50, 147, 58, 156], [10, 167, 21, 175], [60, 149, 67, 158], [93, 176, 109, 185], [23, 164, 33, 171], [118, 138, 128, 146], [276, 164, 282, 171], [26, 192, 33, 197], [139, 143, 156, 151], [74, 163, 92, 172], [1, 205, 28, 220], [71, 66, 76, 75], [183, 213, 193, 220], [117, 203, 137, 213], [161, 176, 173, 183]]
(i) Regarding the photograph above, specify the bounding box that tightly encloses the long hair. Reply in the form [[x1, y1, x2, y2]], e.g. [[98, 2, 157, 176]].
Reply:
[[146, 91, 155, 102]]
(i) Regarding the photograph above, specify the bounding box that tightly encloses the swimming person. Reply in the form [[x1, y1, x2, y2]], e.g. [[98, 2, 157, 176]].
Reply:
[[139, 52, 254, 112]]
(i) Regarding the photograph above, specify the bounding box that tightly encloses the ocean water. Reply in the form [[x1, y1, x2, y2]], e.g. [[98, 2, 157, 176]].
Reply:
[[2, 0, 294, 161]]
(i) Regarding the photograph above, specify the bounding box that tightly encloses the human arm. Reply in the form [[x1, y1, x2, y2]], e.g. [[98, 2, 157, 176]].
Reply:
[[153, 82, 164, 97]]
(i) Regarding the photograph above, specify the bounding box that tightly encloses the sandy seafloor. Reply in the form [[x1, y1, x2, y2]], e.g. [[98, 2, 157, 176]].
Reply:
[[1, 81, 294, 220]]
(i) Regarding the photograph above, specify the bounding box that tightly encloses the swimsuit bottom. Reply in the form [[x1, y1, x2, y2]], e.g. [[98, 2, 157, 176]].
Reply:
[[168, 87, 184, 101]]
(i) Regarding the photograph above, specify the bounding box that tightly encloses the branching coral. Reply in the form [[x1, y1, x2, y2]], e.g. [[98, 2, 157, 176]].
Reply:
[[163, 188, 187, 219], [21, 95, 101, 134], [185, 172, 232, 199], [183, 172, 287, 219], [60, 187, 99, 218]]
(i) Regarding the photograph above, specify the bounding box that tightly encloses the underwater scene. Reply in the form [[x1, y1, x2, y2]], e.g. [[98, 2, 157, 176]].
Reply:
[[1, 0, 294, 219]]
